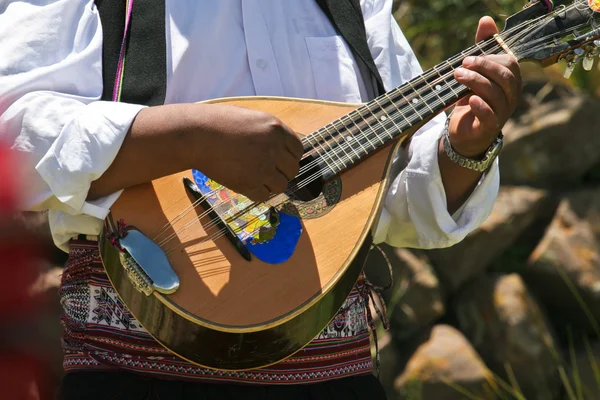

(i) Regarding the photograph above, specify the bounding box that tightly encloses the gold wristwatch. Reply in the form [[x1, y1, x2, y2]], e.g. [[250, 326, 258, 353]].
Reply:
[[441, 117, 503, 172]]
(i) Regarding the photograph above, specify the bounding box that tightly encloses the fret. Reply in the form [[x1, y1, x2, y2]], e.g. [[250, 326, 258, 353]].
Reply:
[[383, 92, 417, 128], [475, 42, 489, 55], [372, 92, 409, 127], [302, 36, 503, 178], [339, 114, 375, 154], [337, 117, 369, 157], [372, 97, 406, 137], [433, 64, 460, 99], [363, 102, 397, 143], [444, 60, 464, 100], [353, 107, 386, 146], [323, 122, 361, 166], [311, 127, 347, 174], [422, 66, 449, 106], [405, 80, 435, 113], [424, 76, 446, 105], [397, 88, 425, 122]]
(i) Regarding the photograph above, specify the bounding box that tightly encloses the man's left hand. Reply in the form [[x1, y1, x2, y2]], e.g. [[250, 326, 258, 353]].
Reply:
[[449, 16, 522, 158]]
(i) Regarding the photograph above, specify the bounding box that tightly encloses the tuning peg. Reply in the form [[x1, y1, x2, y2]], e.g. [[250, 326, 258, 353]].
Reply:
[[564, 61, 576, 78], [583, 54, 595, 71], [562, 49, 584, 78]]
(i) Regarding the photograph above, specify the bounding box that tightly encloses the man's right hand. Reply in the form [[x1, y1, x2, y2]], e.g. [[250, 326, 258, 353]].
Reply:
[[193, 105, 304, 202], [88, 103, 304, 204]]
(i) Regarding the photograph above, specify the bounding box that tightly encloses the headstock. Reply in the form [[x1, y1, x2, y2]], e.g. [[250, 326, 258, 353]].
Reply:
[[500, 0, 600, 77]]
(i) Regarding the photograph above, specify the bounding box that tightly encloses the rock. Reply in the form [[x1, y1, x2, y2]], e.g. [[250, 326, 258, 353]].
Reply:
[[364, 244, 445, 342], [525, 190, 600, 333], [374, 331, 401, 400], [395, 325, 498, 400], [454, 273, 561, 400], [427, 186, 552, 293], [500, 92, 600, 188], [563, 189, 600, 242]]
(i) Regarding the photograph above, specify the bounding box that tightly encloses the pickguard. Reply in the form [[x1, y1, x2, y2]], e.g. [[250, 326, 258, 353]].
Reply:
[[191, 170, 342, 264]]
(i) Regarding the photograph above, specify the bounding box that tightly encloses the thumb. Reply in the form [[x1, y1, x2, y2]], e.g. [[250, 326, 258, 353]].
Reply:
[[475, 16, 499, 42]]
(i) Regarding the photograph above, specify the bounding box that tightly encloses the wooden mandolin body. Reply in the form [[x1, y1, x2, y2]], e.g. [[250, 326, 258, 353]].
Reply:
[[99, 96, 404, 371]]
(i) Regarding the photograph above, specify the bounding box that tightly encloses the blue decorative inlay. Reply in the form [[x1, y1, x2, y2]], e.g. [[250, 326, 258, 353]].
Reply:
[[192, 169, 302, 264]]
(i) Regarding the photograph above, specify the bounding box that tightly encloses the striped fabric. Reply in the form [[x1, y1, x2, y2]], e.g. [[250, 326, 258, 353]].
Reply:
[[60, 239, 374, 384]]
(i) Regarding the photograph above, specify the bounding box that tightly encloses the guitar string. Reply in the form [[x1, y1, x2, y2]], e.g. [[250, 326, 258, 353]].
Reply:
[[161, 75, 485, 253], [291, 6, 553, 175], [156, 40, 503, 247], [201, 19, 563, 248], [158, 68, 483, 249], [158, 47, 502, 250], [157, 37, 515, 249], [161, 19, 553, 252], [159, 77, 471, 250], [159, 7, 596, 253], [164, 81, 475, 252], [511, 21, 600, 54], [154, 5, 553, 242], [156, 17, 543, 248], [154, 12, 543, 244], [148, 7, 583, 248]]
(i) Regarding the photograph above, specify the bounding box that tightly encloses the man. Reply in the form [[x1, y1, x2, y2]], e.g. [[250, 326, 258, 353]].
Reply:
[[0, 0, 521, 398]]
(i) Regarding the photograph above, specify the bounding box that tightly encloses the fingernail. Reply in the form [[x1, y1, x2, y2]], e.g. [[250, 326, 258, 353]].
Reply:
[[463, 56, 475, 66], [455, 68, 468, 78]]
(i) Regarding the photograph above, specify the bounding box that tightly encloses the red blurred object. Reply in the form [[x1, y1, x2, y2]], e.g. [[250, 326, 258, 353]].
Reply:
[[0, 143, 54, 399], [0, 352, 53, 400], [0, 145, 42, 316], [0, 144, 19, 210]]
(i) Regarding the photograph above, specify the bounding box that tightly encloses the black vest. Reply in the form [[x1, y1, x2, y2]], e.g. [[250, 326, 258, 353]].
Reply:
[[93, 0, 385, 106]]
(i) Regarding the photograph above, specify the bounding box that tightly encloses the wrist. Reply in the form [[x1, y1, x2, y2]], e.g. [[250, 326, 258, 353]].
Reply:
[[447, 132, 498, 159], [441, 117, 503, 173], [446, 114, 500, 159]]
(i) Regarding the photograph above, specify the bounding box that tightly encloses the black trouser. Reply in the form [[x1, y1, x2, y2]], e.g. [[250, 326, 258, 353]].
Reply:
[[59, 371, 387, 400]]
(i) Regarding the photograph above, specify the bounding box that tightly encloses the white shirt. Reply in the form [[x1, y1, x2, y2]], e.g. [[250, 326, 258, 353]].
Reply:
[[0, 0, 499, 252]]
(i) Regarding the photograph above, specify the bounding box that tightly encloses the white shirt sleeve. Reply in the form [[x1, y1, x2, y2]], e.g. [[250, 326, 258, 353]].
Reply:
[[361, 0, 500, 249], [0, 1, 145, 249]]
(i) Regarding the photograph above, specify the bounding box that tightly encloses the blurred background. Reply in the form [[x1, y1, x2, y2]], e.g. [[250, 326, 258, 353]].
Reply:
[[3, 0, 600, 399], [365, 1, 600, 399]]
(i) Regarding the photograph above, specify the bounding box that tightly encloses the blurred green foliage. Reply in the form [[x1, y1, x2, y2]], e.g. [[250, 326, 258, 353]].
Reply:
[[394, 0, 600, 95]]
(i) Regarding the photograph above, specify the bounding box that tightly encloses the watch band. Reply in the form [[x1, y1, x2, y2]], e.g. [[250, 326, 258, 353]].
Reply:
[[442, 117, 503, 172]]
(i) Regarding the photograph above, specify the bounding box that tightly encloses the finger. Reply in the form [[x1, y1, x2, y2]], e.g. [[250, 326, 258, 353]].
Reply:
[[475, 16, 498, 42], [277, 154, 300, 180], [248, 186, 271, 203], [462, 55, 521, 109], [469, 95, 501, 134], [487, 54, 522, 86], [284, 132, 305, 160], [456, 94, 473, 107], [264, 170, 289, 194], [455, 67, 509, 121]]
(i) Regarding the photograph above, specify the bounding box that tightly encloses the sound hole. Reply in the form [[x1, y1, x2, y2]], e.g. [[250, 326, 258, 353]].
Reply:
[[286, 154, 325, 202]]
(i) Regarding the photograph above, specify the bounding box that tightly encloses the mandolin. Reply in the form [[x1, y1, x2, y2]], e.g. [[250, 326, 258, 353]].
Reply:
[[100, 0, 600, 371]]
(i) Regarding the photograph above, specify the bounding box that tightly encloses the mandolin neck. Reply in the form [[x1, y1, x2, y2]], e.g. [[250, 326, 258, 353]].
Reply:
[[304, 37, 507, 180]]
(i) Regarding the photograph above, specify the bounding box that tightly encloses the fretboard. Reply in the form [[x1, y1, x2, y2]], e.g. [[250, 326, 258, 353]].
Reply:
[[304, 37, 506, 180]]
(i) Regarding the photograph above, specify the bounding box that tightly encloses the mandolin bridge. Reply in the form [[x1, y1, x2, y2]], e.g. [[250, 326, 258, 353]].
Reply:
[[120, 252, 154, 296]]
